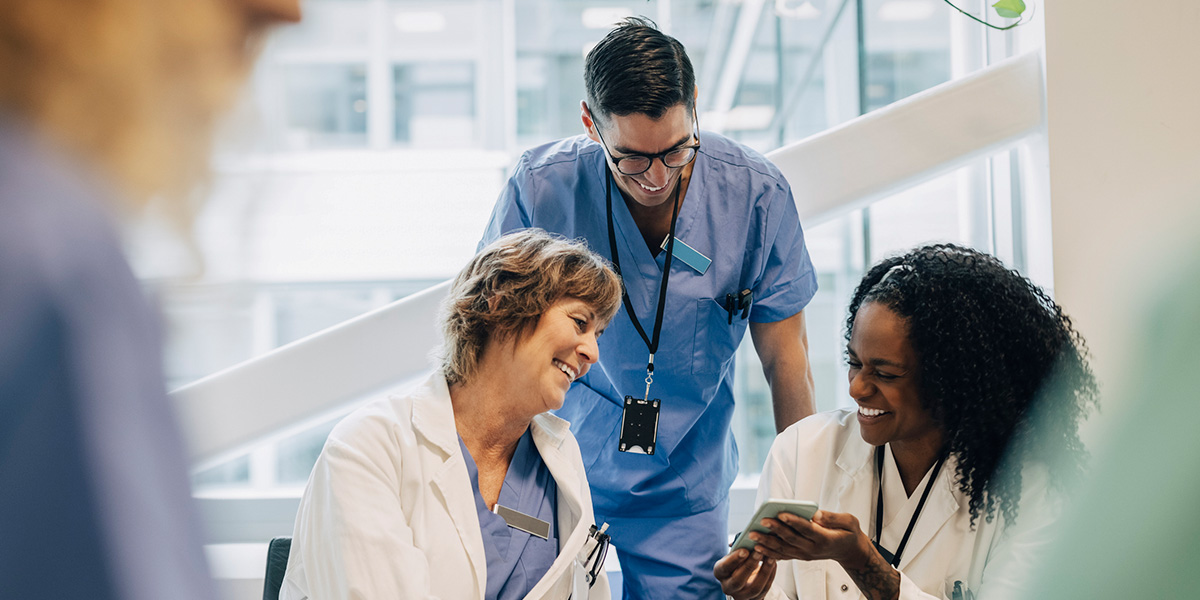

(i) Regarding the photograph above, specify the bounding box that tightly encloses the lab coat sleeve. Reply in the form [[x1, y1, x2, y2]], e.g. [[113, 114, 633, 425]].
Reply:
[[479, 153, 534, 250], [886, 470, 1062, 600], [291, 436, 442, 599], [758, 422, 805, 600], [895, 469, 1061, 600], [972, 468, 1062, 600]]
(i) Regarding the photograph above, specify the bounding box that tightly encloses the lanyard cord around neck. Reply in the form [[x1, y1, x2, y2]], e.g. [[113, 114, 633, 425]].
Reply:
[[873, 445, 946, 568], [604, 167, 680, 375]]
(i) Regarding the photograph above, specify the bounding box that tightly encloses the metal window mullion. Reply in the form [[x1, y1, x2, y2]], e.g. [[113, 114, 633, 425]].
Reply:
[[366, 0, 394, 149]]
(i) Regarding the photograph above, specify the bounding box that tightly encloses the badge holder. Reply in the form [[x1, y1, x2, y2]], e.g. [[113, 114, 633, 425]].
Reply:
[[619, 365, 660, 454]]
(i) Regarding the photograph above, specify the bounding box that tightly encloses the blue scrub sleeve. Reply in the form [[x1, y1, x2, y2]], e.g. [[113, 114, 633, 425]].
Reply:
[[480, 154, 534, 250], [748, 179, 818, 323]]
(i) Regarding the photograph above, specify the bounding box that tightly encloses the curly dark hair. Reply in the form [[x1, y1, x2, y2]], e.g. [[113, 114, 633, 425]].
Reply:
[[845, 244, 1098, 527]]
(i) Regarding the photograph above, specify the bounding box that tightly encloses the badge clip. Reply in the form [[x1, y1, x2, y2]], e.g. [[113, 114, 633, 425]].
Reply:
[[618, 395, 660, 454]]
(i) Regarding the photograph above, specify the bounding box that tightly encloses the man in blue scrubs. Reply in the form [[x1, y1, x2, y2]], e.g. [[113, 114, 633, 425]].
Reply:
[[480, 17, 818, 599]]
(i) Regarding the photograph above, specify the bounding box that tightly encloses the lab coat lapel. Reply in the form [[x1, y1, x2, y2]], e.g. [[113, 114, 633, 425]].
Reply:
[[833, 432, 876, 519], [411, 374, 488, 599], [529, 413, 584, 537], [524, 412, 594, 599], [893, 456, 960, 571]]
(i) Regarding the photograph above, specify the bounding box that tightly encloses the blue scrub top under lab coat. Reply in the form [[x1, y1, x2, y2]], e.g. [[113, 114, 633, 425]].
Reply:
[[460, 429, 559, 600], [480, 131, 818, 519]]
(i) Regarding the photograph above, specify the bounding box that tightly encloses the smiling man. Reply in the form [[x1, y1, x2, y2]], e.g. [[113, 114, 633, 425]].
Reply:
[[480, 17, 818, 599]]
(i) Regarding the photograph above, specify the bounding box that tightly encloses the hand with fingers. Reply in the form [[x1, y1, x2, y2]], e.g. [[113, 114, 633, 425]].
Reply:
[[736, 510, 901, 600], [713, 548, 777, 600]]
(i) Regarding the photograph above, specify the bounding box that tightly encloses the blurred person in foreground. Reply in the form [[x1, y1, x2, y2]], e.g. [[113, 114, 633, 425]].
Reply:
[[0, 0, 299, 598], [282, 229, 621, 599], [1025, 244, 1200, 599], [716, 244, 1099, 600]]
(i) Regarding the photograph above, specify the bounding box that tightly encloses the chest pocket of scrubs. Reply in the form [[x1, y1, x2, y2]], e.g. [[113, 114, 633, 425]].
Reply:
[[691, 298, 748, 375]]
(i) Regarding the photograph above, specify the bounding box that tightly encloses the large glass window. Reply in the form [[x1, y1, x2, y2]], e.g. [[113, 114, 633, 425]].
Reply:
[[281, 64, 369, 149], [394, 62, 477, 146], [147, 1, 1047, 556]]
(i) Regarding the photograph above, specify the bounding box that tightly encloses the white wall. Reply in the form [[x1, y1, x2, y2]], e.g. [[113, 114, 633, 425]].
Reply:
[[1044, 1, 1200, 419]]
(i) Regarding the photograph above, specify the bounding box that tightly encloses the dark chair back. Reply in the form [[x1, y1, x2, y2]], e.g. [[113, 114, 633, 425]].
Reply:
[[262, 536, 292, 600]]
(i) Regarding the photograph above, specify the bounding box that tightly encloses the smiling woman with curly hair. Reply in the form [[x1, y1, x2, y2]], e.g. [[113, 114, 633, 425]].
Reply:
[[716, 243, 1099, 600]]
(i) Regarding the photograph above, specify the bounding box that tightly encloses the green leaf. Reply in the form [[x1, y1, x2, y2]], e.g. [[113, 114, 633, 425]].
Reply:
[[992, 0, 1026, 19]]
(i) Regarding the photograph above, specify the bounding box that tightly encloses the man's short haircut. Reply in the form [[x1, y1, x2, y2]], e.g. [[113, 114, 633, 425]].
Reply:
[[439, 229, 622, 386], [584, 16, 696, 125]]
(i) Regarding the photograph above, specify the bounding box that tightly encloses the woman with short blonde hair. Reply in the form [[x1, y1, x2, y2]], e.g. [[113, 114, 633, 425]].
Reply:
[[284, 229, 622, 599]]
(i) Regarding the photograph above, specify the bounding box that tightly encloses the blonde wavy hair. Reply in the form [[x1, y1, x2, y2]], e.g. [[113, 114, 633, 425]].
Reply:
[[440, 229, 623, 386], [0, 0, 261, 213]]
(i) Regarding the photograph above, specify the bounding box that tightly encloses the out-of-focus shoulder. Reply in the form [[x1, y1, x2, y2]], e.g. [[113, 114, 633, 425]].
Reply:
[[0, 119, 142, 324]]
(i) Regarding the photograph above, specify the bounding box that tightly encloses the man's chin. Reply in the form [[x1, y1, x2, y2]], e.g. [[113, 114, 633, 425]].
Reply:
[[622, 180, 677, 208]]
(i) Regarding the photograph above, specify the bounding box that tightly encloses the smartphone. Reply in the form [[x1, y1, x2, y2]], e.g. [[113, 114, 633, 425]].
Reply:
[[729, 499, 819, 552]]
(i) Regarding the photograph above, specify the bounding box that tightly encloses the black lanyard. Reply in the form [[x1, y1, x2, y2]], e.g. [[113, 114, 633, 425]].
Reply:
[[603, 167, 681, 377], [873, 445, 946, 568]]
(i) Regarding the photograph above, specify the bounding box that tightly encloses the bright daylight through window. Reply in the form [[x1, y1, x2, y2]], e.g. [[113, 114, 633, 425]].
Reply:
[[141, 0, 1049, 539]]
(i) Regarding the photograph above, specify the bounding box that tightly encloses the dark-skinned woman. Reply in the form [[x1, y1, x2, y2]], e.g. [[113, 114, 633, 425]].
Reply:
[[715, 244, 1098, 600]]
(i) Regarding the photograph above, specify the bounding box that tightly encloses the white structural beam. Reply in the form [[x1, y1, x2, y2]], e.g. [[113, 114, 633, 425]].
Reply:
[[173, 281, 450, 466], [767, 51, 1045, 226], [706, 0, 766, 133]]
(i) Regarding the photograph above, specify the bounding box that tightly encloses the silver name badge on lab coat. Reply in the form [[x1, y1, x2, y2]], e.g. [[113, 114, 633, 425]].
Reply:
[[660, 235, 711, 275], [493, 504, 551, 539]]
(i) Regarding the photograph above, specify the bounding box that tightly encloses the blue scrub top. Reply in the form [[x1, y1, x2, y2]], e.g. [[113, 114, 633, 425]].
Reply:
[[480, 131, 817, 518], [459, 429, 559, 600]]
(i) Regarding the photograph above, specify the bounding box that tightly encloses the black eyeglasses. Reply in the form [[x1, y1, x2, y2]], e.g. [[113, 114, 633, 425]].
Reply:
[[591, 110, 701, 176]]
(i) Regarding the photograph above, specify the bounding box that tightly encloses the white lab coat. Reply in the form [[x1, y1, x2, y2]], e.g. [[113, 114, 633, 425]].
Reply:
[[760, 409, 1060, 600], [280, 373, 611, 600]]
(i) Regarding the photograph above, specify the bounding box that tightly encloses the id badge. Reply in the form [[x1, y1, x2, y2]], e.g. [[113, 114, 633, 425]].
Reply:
[[618, 396, 660, 454]]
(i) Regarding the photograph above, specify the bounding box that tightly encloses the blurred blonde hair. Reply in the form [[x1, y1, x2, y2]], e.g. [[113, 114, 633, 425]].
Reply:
[[0, 0, 257, 214]]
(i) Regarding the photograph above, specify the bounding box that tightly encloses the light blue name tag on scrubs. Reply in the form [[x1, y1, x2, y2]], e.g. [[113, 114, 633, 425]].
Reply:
[[661, 236, 711, 275]]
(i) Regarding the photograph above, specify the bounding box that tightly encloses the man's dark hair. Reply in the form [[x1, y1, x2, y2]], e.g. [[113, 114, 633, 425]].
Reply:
[[584, 16, 695, 126]]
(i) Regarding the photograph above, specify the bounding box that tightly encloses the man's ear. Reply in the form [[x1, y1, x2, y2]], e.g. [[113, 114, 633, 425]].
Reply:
[[581, 101, 601, 143]]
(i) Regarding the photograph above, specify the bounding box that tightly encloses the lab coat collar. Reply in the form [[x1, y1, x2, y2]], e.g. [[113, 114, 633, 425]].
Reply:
[[832, 419, 962, 570], [411, 373, 593, 599], [530, 412, 581, 524], [894, 453, 960, 569], [410, 372, 459, 457], [525, 411, 595, 599], [410, 372, 488, 598]]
